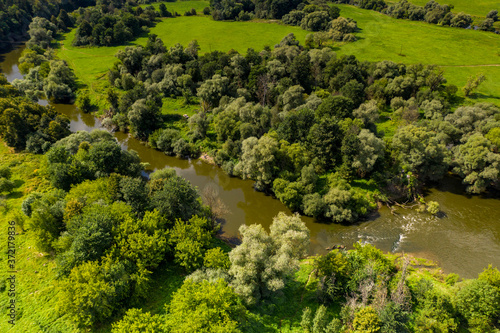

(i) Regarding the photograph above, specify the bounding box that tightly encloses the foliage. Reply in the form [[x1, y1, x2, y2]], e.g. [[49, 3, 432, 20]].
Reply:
[[413, 286, 457, 333], [0, 95, 70, 150], [478, 265, 500, 291], [229, 212, 309, 304], [352, 306, 382, 333], [204, 247, 231, 270], [169, 216, 213, 271], [454, 279, 500, 332], [391, 125, 450, 182], [112, 308, 166, 333], [72, 5, 158, 47], [165, 279, 246, 332], [150, 174, 202, 222], [463, 73, 487, 97], [58, 256, 132, 327], [452, 133, 500, 193], [235, 135, 279, 191]]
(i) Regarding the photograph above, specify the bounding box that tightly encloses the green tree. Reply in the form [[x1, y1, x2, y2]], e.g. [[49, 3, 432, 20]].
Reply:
[[273, 178, 304, 211], [197, 74, 231, 110], [452, 133, 500, 193], [76, 92, 93, 113], [158, 3, 169, 17], [165, 279, 245, 333], [353, 100, 379, 125], [150, 175, 202, 222], [112, 308, 165, 333], [235, 135, 279, 191], [462, 74, 486, 97], [282, 85, 305, 112], [204, 247, 231, 270], [229, 213, 309, 304], [330, 16, 358, 42], [454, 279, 500, 332], [414, 288, 457, 333], [478, 265, 500, 291], [307, 118, 342, 170], [392, 124, 450, 181], [119, 177, 149, 214], [487, 9, 498, 21], [59, 256, 131, 328], [301, 11, 331, 31], [315, 249, 352, 300], [27, 17, 57, 49], [115, 214, 169, 292], [302, 193, 326, 218], [316, 95, 354, 120], [352, 129, 385, 177], [128, 98, 162, 140], [169, 216, 213, 271], [28, 190, 66, 252], [352, 306, 381, 333], [44, 60, 77, 102], [57, 204, 120, 275]]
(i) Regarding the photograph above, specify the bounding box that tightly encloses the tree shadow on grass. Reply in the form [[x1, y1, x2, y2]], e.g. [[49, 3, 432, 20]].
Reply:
[[162, 113, 183, 123], [469, 92, 500, 101]]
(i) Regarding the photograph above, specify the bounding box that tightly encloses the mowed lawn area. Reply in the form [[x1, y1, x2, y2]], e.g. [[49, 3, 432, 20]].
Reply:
[[336, 4, 500, 103], [388, 0, 500, 17]]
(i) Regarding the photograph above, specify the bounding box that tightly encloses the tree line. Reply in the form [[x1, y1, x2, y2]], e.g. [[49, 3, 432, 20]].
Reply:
[[72, 2, 163, 47], [332, 0, 499, 33]]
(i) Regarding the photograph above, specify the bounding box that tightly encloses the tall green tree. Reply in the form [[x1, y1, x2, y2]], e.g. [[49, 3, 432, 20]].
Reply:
[[229, 212, 309, 304], [165, 279, 246, 333]]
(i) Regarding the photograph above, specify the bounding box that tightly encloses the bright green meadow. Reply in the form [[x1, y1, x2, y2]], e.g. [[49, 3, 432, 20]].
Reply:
[[390, 0, 500, 17], [335, 4, 500, 104]]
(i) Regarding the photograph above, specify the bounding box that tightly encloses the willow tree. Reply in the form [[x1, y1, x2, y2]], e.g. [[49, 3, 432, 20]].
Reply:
[[229, 213, 310, 304]]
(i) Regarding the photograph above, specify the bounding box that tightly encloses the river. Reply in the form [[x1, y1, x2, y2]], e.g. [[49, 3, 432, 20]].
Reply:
[[1, 44, 499, 279]]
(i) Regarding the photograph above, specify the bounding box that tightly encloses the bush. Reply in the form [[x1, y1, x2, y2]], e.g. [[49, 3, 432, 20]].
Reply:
[[76, 93, 93, 113], [454, 279, 500, 332], [203, 247, 231, 270], [0, 166, 12, 179], [0, 178, 15, 193], [352, 306, 382, 333]]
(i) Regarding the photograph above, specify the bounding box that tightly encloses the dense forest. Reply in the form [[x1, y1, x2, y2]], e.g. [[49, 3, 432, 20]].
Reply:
[[1, 0, 500, 331], [1, 74, 500, 331], [8, 0, 500, 225]]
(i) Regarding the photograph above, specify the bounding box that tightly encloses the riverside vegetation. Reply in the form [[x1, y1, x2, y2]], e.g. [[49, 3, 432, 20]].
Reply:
[[1, 0, 500, 332]]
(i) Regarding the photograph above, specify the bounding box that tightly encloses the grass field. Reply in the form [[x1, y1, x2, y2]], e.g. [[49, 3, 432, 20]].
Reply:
[[389, 0, 500, 17], [0, 141, 77, 332], [336, 4, 500, 104]]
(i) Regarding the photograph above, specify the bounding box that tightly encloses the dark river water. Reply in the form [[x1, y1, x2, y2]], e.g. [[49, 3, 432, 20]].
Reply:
[[2, 44, 499, 278]]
